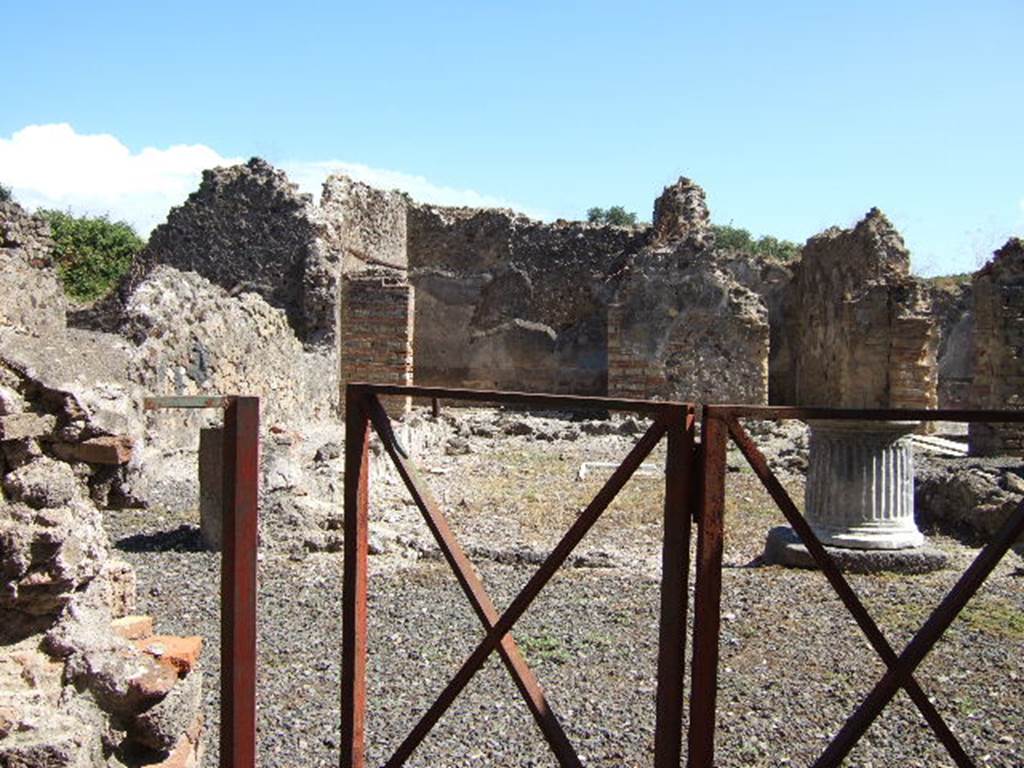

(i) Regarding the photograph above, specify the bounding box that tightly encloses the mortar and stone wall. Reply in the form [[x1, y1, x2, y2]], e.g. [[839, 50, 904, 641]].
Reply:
[[779, 208, 938, 409], [932, 281, 974, 409], [131, 158, 330, 344], [969, 238, 1024, 456], [0, 201, 67, 339], [0, 225, 206, 767], [406, 204, 646, 394], [607, 179, 770, 404]]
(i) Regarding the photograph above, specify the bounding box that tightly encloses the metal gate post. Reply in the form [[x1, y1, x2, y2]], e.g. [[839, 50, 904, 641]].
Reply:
[[654, 405, 696, 768], [687, 410, 727, 768], [341, 386, 371, 768], [221, 396, 260, 768]]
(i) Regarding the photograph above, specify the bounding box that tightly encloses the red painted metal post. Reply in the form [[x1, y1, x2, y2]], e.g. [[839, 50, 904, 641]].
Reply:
[[687, 410, 727, 768], [341, 387, 371, 768], [654, 405, 695, 768], [220, 396, 260, 768]]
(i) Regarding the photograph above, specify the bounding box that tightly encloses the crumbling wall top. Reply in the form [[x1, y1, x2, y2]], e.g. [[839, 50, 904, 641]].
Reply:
[[651, 176, 714, 250]]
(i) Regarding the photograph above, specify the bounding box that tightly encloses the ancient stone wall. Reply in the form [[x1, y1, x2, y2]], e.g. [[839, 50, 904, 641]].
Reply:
[[969, 238, 1024, 456], [779, 208, 938, 409], [406, 204, 646, 394], [312, 174, 409, 347], [0, 201, 66, 339], [607, 180, 769, 404], [713, 250, 795, 403], [339, 267, 414, 414], [1, 308, 204, 767], [132, 158, 330, 342], [120, 265, 338, 509], [607, 257, 769, 403], [932, 281, 974, 408]]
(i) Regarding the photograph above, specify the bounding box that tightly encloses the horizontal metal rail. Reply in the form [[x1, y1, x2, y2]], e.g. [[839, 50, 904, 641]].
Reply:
[[702, 404, 1024, 423], [349, 381, 687, 413]]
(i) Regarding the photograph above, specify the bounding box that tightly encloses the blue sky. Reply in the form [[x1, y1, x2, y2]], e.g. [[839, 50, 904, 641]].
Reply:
[[2, 0, 1021, 275]]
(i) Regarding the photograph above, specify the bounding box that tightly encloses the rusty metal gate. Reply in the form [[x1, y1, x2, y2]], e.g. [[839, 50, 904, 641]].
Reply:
[[691, 405, 1024, 768], [334, 386, 1024, 767], [342, 384, 699, 768]]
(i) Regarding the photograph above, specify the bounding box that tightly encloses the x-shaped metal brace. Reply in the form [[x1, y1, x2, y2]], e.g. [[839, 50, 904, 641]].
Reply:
[[724, 414, 1024, 768], [343, 388, 695, 768]]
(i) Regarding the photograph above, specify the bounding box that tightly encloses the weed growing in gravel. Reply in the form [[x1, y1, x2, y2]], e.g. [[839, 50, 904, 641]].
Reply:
[[517, 632, 571, 665], [960, 596, 1024, 640]]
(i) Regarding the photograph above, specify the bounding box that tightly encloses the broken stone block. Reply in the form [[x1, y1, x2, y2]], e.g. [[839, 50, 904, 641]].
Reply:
[[2, 457, 83, 509], [136, 635, 203, 678], [0, 384, 26, 415], [112, 615, 154, 641], [52, 435, 133, 465], [1, 500, 109, 618], [127, 669, 202, 752], [0, 412, 56, 441], [95, 558, 137, 618]]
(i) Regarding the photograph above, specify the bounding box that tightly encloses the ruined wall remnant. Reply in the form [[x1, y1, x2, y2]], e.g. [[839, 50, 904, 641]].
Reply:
[[339, 267, 415, 414], [1, 290, 205, 767], [608, 255, 769, 403], [780, 208, 938, 409], [0, 200, 66, 339], [713, 250, 795, 403], [122, 265, 337, 425], [312, 174, 409, 346], [969, 238, 1024, 456], [406, 204, 646, 394], [320, 174, 408, 272], [651, 176, 714, 249], [607, 179, 770, 404], [931, 281, 974, 409], [134, 157, 331, 342]]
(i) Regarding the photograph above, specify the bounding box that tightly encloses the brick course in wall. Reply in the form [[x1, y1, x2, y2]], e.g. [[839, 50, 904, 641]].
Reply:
[[340, 267, 414, 415]]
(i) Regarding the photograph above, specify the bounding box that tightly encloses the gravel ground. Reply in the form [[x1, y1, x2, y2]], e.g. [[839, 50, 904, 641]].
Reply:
[[105, 415, 1024, 767]]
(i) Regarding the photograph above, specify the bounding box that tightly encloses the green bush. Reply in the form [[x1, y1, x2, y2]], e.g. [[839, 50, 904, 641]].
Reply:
[[0, 184, 12, 202], [712, 224, 800, 263], [40, 210, 144, 302], [586, 206, 639, 226]]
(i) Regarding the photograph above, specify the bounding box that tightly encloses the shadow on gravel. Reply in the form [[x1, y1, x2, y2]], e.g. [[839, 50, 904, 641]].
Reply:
[[116, 524, 208, 553]]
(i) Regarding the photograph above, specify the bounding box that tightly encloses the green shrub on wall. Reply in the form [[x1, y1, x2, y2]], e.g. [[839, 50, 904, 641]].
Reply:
[[712, 224, 801, 263], [39, 210, 144, 302]]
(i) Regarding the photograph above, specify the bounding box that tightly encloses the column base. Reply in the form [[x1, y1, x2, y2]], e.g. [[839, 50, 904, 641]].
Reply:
[[762, 526, 948, 575]]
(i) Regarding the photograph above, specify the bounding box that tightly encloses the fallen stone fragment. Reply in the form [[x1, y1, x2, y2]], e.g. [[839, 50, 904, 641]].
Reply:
[[136, 635, 203, 677], [52, 434, 134, 465], [127, 669, 202, 752], [112, 615, 154, 641], [0, 412, 56, 441]]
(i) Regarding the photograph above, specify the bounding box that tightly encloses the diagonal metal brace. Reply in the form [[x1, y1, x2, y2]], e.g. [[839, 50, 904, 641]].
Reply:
[[383, 417, 669, 767], [364, 394, 582, 768], [726, 415, 974, 768]]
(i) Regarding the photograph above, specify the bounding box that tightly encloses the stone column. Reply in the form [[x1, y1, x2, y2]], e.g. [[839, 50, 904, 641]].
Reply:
[[804, 421, 923, 549], [764, 420, 948, 572]]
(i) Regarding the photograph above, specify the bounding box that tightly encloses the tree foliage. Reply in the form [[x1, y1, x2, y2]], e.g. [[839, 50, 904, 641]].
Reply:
[[586, 205, 639, 226], [40, 210, 145, 302], [712, 224, 800, 262], [0, 184, 11, 202]]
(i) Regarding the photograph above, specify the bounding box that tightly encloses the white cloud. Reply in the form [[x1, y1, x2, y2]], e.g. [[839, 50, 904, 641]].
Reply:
[[0, 123, 545, 236], [281, 159, 546, 219], [0, 123, 239, 235]]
